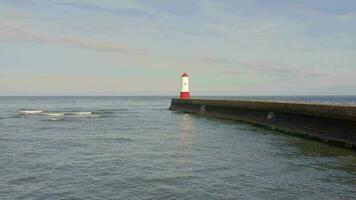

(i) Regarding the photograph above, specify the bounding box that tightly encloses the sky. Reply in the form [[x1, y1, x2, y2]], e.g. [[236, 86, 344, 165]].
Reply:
[[0, 0, 355, 96]]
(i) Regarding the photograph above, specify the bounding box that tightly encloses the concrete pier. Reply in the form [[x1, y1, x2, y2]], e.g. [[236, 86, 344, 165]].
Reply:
[[169, 98, 356, 150]]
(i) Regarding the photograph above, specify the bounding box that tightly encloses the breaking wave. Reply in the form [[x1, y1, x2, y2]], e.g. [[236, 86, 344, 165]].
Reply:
[[17, 109, 119, 119], [19, 110, 43, 115], [69, 111, 100, 118], [43, 112, 65, 117], [73, 111, 92, 115], [43, 118, 67, 121]]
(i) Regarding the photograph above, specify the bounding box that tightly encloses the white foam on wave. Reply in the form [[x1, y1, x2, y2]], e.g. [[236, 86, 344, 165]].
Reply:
[[71, 111, 100, 118], [19, 109, 104, 118], [74, 111, 92, 115], [20, 110, 43, 114], [44, 112, 65, 117], [48, 118, 62, 121]]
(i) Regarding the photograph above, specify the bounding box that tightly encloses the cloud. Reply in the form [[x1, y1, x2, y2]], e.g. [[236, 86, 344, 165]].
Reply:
[[185, 56, 232, 65], [51, 1, 157, 18], [0, 73, 177, 95], [62, 37, 146, 54], [0, 74, 125, 94], [220, 65, 331, 78], [184, 55, 331, 78], [1, 7, 29, 18], [21, 0, 158, 19], [0, 22, 48, 43], [197, 0, 224, 17], [0, 22, 145, 55]]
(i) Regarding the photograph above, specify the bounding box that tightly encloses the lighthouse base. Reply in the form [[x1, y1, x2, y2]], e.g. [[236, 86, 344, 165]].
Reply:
[[180, 92, 190, 99]]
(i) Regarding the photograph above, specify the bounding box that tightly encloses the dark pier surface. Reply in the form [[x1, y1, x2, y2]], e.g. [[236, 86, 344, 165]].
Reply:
[[169, 98, 356, 150]]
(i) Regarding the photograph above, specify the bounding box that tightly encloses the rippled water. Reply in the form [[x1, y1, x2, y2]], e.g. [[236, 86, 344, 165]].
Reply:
[[0, 96, 355, 199]]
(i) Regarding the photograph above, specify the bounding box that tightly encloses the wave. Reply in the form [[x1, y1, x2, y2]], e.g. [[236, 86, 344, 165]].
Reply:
[[73, 111, 92, 115], [19, 110, 43, 114], [69, 111, 102, 118], [43, 112, 65, 117], [92, 110, 116, 115], [43, 118, 66, 121], [17, 109, 118, 118]]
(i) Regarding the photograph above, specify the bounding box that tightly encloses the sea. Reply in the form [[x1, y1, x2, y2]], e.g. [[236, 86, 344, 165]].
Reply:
[[0, 96, 355, 200]]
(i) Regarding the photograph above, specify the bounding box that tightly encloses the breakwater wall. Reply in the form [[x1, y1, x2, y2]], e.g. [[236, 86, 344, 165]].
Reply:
[[169, 98, 356, 150]]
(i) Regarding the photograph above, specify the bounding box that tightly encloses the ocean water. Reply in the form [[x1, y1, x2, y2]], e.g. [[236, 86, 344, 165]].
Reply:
[[0, 96, 355, 200]]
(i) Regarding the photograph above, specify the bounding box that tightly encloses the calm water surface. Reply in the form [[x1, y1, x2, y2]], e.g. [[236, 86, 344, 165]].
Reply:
[[0, 96, 355, 199]]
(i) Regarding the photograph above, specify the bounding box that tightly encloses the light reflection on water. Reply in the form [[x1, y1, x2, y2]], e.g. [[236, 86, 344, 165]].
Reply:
[[178, 114, 194, 174]]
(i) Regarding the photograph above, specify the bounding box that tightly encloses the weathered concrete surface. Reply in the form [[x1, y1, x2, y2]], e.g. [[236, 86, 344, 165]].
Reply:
[[169, 98, 356, 150]]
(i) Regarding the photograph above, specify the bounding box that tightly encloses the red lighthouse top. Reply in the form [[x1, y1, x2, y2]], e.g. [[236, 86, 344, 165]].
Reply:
[[181, 72, 189, 77]]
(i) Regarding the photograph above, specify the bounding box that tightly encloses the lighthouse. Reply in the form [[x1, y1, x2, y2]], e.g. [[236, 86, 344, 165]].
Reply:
[[180, 72, 190, 99]]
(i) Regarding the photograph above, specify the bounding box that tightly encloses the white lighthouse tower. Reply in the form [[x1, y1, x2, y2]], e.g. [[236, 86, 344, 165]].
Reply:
[[180, 72, 190, 99]]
